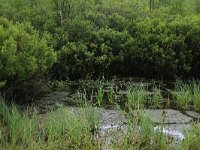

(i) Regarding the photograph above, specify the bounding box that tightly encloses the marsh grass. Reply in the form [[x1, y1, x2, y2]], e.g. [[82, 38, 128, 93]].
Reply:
[[40, 105, 101, 149], [172, 80, 200, 111], [96, 84, 104, 107], [0, 98, 101, 150], [180, 124, 200, 150], [148, 83, 163, 108], [126, 86, 146, 111], [0, 100, 38, 149], [1, 79, 200, 149], [191, 81, 200, 111], [0, 99, 10, 123], [110, 109, 175, 150], [172, 81, 193, 110], [0, 100, 199, 149]]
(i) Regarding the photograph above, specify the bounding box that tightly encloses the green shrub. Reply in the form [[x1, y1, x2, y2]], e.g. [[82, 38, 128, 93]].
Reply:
[[52, 42, 94, 80], [1, 0, 200, 80], [0, 18, 56, 85]]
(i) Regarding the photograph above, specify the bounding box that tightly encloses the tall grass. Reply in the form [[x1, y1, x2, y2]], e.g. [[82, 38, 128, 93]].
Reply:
[[1, 80, 200, 149], [172, 80, 200, 111], [39, 105, 101, 149], [191, 81, 200, 111], [151, 86, 163, 108], [96, 84, 104, 107], [180, 123, 200, 149], [0, 99, 38, 149], [0, 99, 10, 123], [0, 98, 101, 150], [109, 110, 175, 149], [0, 101, 199, 149], [172, 81, 192, 110], [126, 86, 146, 111]]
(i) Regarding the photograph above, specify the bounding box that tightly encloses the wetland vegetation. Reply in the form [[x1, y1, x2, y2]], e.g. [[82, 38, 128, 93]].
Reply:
[[1, 80, 200, 149], [0, 0, 200, 149]]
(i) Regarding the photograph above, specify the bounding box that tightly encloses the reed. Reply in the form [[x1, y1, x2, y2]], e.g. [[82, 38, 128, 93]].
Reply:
[[172, 80, 200, 111], [96, 84, 104, 107], [191, 81, 200, 111], [149, 82, 163, 108], [172, 81, 192, 110], [180, 123, 200, 149], [126, 86, 146, 111]]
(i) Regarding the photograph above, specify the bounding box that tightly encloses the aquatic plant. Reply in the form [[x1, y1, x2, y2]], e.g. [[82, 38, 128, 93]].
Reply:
[[152, 87, 163, 108], [96, 83, 104, 107], [180, 123, 200, 149], [126, 86, 146, 111], [172, 81, 200, 111], [0, 98, 101, 149], [172, 81, 192, 110], [108, 84, 115, 104], [1, 86, 200, 150], [191, 81, 200, 111]]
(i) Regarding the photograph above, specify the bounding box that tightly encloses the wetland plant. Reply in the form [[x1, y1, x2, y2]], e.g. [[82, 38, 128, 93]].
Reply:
[[110, 110, 174, 150], [1, 79, 200, 150], [0, 100, 38, 149], [151, 87, 163, 108], [172, 81, 200, 111], [96, 84, 104, 107], [172, 81, 192, 110], [191, 81, 200, 111], [0, 99, 100, 150], [126, 87, 146, 111], [180, 123, 200, 149]]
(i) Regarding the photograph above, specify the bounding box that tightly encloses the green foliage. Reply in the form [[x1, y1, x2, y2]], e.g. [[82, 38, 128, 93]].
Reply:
[[52, 42, 94, 80], [64, 18, 94, 43], [0, 0, 200, 81], [125, 15, 200, 78], [0, 18, 57, 83]]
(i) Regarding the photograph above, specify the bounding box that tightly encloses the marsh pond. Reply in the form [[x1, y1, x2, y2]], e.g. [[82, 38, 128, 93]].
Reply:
[[3, 78, 198, 149]]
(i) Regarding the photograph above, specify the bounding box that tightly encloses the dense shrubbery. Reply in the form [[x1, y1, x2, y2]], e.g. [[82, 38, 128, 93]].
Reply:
[[0, 0, 200, 82], [0, 18, 56, 86], [125, 16, 200, 78]]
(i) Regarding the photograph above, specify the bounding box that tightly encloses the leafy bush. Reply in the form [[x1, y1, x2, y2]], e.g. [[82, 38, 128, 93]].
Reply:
[[0, 18, 56, 85], [0, 0, 200, 80], [52, 42, 94, 80]]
